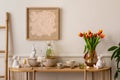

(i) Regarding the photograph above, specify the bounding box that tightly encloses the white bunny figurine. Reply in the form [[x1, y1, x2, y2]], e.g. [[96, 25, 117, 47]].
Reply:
[[30, 44, 36, 58], [94, 55, 105, 69], [12, 56, 20, 68]]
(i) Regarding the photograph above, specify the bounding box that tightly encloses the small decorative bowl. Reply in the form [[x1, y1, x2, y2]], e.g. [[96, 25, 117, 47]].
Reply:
[[43, 58, 57, 67], [65, 60, 76, 68], [28, 58, 40, 67]]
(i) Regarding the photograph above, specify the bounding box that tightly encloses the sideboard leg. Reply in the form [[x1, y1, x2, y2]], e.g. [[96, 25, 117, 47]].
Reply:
[[12, 71, 14, 80], [33, 71, 35, 80], [26, 72, 28, 80], [110, 68, 112, 80], [84, 70, 87, 80], [102, 71, 105, 80], [9, 69, 10, 80], [92, 72, 94, 80]]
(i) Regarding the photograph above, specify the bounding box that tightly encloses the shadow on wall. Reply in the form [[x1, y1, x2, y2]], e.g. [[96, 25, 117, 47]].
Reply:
[[97, 35, 118, 55]]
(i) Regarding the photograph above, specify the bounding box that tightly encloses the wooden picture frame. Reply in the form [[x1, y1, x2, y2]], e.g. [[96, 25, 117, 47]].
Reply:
[[26, 7, 60, 40]]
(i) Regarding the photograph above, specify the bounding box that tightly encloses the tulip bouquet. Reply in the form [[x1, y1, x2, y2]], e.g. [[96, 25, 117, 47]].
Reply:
[[78, 29, 105, 66], [78, 30, 105, 53]]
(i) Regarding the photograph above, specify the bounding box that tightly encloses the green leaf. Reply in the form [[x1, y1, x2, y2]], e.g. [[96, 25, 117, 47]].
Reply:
[[84, 45, 87, 53], [118, 68, 120, 72], [111, 49, 119, 60], [115, 56, 120, 62], [116, 60, 120, 69], [114, 49, 120, 59], [114, 71, 118, 80], [89, 38, 93, 47], [92, 37, 99, 50], [119, 42, 120, 46], [86, 39, 91, 50], [108, 46, 118, 51]]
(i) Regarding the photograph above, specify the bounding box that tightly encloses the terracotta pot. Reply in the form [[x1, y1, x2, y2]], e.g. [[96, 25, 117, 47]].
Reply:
[[84, 50, 98, 67]]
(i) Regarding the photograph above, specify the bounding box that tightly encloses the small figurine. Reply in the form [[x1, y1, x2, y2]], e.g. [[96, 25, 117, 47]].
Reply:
[[30, 44, 36, 58], [21, 58, 27, 67], [94, 55, 105, 69], [12, 56, 20, 68]]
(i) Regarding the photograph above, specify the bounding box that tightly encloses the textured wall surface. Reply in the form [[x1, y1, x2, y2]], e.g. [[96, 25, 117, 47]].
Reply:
[[0, 0, 120, 80]]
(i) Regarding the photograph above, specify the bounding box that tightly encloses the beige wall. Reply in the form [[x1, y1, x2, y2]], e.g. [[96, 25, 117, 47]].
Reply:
[[0, 0, 120, 80]]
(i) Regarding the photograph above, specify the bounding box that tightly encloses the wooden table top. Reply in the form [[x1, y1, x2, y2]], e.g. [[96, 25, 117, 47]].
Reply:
[[85, 67, 111, 72], [9, 67, 33, 72], [9, 66, 111, 72], [33, 67, 85, 72]]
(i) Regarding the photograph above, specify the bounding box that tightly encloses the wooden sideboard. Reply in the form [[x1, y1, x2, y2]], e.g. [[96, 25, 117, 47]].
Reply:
[[9, 67, 112, 80]]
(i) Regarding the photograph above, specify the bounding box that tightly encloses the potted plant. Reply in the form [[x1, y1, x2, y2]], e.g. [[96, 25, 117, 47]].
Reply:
[[43, 41, 57, 67], [78, 30, 105, 67], [108, 42, 120, 80]]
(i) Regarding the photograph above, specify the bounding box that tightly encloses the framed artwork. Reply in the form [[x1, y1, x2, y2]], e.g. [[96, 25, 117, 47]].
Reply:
[[26, 7, 60, 40]]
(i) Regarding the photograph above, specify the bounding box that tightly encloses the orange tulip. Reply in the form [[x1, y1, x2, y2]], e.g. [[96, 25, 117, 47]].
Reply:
[[88, 30, 92, 35], [89, 33, 93, 38], [86, 34, 89, 38], [79, 32, 83, 37], [97, 29, 103, 35], [100, 34, 105, 38], [94, 33, 97, 37]]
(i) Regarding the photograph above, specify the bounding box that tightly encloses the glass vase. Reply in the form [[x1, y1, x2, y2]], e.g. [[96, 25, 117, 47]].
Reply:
[[84, 50, 98, 67]]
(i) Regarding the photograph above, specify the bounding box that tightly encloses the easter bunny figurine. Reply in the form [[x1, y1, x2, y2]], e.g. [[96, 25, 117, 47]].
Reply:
[[94, 55, 105, 69], [12, 56, 20, 68], [30, 44, 36, 58]]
